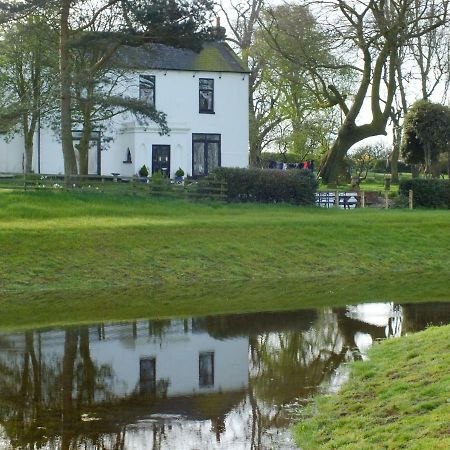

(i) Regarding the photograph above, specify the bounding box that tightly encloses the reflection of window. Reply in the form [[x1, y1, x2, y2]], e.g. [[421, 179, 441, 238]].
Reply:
[[199, 78, 214, 113], [192, 133, 221, 176], [139, 75, 155, 107], [199, 352, 214, 387], [140, 357, 156, 393]]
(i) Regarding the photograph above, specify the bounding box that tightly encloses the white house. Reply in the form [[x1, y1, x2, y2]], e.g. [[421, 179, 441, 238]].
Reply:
[[0, 42, 250, 177]]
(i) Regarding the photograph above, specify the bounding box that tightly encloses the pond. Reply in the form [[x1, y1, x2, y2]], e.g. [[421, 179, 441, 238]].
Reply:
[[0, 301, 449, 449]]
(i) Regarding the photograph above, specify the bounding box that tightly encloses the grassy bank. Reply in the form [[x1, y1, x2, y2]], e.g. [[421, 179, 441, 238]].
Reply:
[[294, 324, 450, 449], [0, 190, 449, 328]]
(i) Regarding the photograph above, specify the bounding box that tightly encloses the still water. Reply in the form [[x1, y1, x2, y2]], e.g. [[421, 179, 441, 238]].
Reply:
[[0, 301, 449, 450]]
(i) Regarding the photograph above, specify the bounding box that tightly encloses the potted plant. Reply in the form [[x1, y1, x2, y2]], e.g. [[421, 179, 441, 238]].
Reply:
[[138, 165, 149, 182], [175, 167, 185, 183]]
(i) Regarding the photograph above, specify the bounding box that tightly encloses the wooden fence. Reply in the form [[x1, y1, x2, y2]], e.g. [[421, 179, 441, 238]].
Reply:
[[0, 173, 228, 202]]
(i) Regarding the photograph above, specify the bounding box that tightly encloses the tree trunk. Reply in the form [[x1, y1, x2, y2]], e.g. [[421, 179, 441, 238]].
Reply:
[[61, 328, 78, 450], [319, 119, 388, 186], [431, 160, 440, 178], [249, 137, 262, 167], [60, 0, 78, 178], [447, 151, 450, 179], [77, 129, 91, 176], [390, 148, 399, 184], [24, 134, 34, 174], [390, 116, 401, 184]]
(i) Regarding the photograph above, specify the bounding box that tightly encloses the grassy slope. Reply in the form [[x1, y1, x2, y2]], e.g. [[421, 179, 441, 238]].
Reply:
[[0, 190, 449, 328], [294, 325, 450, 450]]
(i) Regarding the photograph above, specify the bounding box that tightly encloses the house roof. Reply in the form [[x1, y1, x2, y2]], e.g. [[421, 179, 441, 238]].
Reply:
[[114, 41, 249, 74]]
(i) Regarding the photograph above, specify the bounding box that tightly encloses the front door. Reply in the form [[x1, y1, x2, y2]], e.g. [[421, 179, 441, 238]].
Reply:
[[152, 145, 170, 177]]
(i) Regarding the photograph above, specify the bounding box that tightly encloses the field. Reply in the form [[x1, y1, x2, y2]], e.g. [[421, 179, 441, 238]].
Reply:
[[0, 190, 449, 328]]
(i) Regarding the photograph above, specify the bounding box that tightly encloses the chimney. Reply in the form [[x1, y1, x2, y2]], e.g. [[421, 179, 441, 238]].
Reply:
[[216, 16, 221, 28]]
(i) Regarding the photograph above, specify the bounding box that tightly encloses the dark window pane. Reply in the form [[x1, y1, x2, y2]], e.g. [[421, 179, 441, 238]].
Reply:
[[199, 78, 214, 113], [193, 142, 206, 176], [199, 79, 213, 90], [207, 142, 220, 172], [192, 134, 221, 176], [200, 91, 213, 112], [193, 134, 206, 142], [140, 357, 156, 393], [139, 75, 155, 107], [199, 352, 214, 387]]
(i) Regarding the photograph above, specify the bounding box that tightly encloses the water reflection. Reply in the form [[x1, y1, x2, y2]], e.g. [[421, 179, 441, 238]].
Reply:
[[0, 301, 449, 449]]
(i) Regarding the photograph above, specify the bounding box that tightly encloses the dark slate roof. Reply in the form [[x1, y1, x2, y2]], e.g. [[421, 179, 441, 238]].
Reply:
[[113, 41, 249, 73]]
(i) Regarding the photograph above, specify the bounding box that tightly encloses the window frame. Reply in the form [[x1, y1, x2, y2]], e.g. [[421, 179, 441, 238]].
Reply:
[[199, 78, 214, 114], [192, 133, 221, 177], [139, 74, 156, 108]]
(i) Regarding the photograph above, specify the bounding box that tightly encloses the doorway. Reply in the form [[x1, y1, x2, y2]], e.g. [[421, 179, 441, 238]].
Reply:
[[152, 145, 170, 177]]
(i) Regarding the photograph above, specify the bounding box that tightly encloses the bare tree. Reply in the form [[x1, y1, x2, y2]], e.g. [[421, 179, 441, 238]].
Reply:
[[263, 0, 448, 185], [221, 0, 286, 166]]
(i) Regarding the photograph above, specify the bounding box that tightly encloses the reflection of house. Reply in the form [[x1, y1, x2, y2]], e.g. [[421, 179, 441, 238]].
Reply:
[[0, 319, 248, 403], [0, 42, 249, 178], [89, 320, 248, 399]]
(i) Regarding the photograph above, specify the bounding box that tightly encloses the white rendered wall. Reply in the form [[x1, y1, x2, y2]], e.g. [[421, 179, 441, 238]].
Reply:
[[0, 69, 249, 177], [0, 134, 25, 173]]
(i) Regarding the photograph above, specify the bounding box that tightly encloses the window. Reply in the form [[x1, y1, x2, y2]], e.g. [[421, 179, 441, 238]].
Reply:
[[199, 352, 214, 388], [139, 75, 155, 107], [140, 357, 156, 394], [199, 78, 214, 113], [192, 133, 221, 176]]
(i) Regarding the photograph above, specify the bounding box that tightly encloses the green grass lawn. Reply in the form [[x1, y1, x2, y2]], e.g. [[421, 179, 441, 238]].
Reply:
[[294, 324, 450, 449], [0, 190, 449, 329]]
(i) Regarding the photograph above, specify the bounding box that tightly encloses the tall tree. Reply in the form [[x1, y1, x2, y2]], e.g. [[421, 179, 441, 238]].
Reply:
[[221, 0, 282, 166], [0, 18, 57, 172], [257, 3, 349, 164], [263, 0, 449, 185], [389, 0, 449, 182], [1, 0, 220, 177]]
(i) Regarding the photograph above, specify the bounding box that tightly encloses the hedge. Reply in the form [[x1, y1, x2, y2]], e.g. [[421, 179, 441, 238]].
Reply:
[[209, 167, 318, 205], [399, 178, 450, 208]]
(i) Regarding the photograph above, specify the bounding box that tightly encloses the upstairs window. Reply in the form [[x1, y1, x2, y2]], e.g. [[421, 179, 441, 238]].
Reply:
[[199, 352, 214, 387], [139, 75, 155, 107], [199, 78, 214, 113]]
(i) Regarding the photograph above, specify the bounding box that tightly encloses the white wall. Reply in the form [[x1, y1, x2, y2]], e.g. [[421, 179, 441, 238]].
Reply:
[[0, 134, 25, 173], [0, 69, 249, 177]]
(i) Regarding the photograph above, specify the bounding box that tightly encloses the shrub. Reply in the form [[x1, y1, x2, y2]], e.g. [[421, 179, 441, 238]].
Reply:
[[210, 167, 318, 205], [138, 165, 149, 178], [399, 179, 450, 208]]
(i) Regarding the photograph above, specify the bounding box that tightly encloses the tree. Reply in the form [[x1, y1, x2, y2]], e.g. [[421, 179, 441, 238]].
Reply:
[[221, 0, 279, 166], [349, 143, 388, 188], [388, 0, 449, 183], [257, 2, 349, 164], [1, 0, 220, 177], [0, 18, 57, 172], [262, 0, 449, 185], [401, 100, 450, 177]]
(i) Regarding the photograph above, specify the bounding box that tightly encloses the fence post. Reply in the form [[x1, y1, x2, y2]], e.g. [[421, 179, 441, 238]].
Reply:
[[335, 190, 339, 208], [409, 189, 413, 210], [361, 191, 365, 208], [384, 192, 389, 209], [23, 172, 26, 191]]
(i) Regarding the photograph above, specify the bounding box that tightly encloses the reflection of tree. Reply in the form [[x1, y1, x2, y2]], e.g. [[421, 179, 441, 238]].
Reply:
[[0, 304, 447, 449], [0, 326, 119, 449]]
